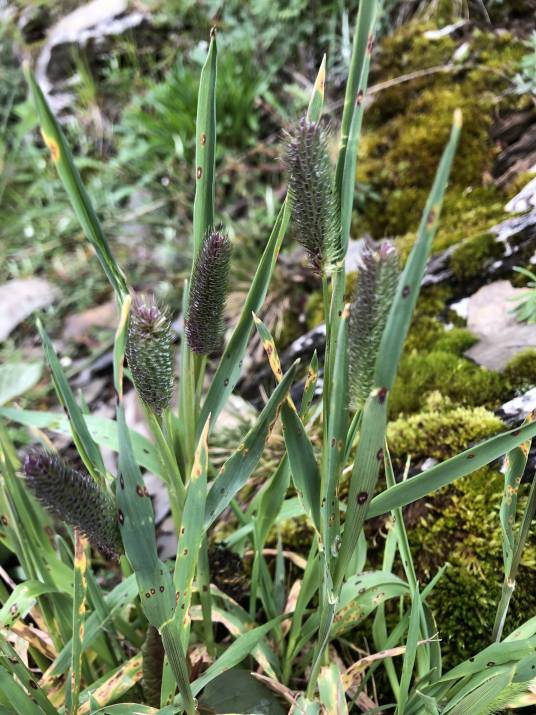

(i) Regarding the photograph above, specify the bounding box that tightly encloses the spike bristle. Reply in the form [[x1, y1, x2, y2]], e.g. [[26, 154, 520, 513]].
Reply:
[[348, 239, 399, 409], [286, 117, 341, 273], [125, 295, 174, 415], [23, 449, 122, 559], [186, 229, 232, 355]]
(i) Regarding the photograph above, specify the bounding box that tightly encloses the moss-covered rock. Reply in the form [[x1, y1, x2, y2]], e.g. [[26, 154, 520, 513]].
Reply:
[[388, 400, 504, 463], [503, 348, 536, 391], [357, 19, 526, 256], [390, 349, 505, 416], [408, 467, 536, 668], [449, 232, 504, 281]]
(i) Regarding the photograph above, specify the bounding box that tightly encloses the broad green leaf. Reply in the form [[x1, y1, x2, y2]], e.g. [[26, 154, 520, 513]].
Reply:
[[189, 616, 286, 696], [0, 362, 42, 405], [199, 668, 287, 715], [318, 663, 348, 715]]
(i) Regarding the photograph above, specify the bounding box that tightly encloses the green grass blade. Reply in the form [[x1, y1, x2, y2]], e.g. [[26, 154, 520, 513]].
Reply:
[[37, 319, 106, 484], [0, 581, 61, 628], [173, 418, 209, 635], [0, 362, 42, 406], [67, 531, 89, 715], [306, 55, 326, 123], [41, 576, 138, 687], [318, 663, 348, 715], [0, 407, 162, 478], [0, 640, 57, 715], [369, 418, 536, 518], [334, 0, 379, 196], [398, 587, 422, 714], [24, 69, 128, 300], [189, 615, 286, 696], [334, 113, 462, 590], [192, 31, 217, 256], [116, 404, 195, 712], [204, 360, 298, 527], [198, 199, 291, 436], [0, 668, 43, 715], [281, 401, 321, 531], [375, 111, 462, 391], [322, 304, 349, 565], [444, 666, 515, 715], [339, 4, 378, 255]]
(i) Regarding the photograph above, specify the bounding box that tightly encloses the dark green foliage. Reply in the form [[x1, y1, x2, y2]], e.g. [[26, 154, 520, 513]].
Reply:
[[126, 296, 174, 414], [186, 230, 232, 355], [286, 118, 341, 273], [142, 625, 165, 708], [22, 450, 122, 559], [348, 239, 399, 408]]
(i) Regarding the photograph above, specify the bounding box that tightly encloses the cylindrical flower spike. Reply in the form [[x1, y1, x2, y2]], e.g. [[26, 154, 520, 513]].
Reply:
[[142, 625, 165, 707], [125, 295, 174, 415], [186, 229, 231, 355], [23, 449, 122, 559], [286, 117, 341, 273], [349, 239, 399, 409]]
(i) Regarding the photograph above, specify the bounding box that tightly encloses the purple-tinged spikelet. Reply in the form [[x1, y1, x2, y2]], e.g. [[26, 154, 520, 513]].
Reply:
[[349, 239, 399, 408], [125, 295, 174, 415], [23, 450, 122, 559], [142, 625, 165, 707], [186, 229, 231, 355], [286, 117, 341, 273]]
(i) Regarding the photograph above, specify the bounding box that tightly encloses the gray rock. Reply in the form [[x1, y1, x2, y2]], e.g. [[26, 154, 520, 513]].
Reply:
[[423, 208, 536, 293], [0, 278, 60, 342], [464, 280, 536, 370], [35, 0, 150, 115]]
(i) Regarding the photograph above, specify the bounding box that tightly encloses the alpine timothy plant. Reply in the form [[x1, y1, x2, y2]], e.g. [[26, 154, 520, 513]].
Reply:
[[6, 5, 536, 714], [186, 228, 231, 354], [286, 117, 341, 272], [23, 449, 122, 559], [125, 294, 174, 415], [348, 238, 399, 408]]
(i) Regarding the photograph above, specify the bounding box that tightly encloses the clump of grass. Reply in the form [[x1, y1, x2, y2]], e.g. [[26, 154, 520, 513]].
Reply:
[[0, 7, 535, 714]]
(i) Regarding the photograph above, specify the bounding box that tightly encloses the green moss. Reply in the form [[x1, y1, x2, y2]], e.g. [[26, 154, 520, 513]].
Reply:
[[388, 401, 504, 463], [408, 468, 536, 668], [434, 328, 478, 355], [450, 232, 503, 281], [390, 350, 505, 416], [503, 348, 536, 391], [358, 21, 525, 251], [305, 290, 325, 331]]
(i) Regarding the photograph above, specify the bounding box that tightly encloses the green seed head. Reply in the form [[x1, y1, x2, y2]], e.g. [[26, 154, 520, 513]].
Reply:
[[186, 229, 232, 355], [23, 450, 122, 560], [126, 295, 174, 415], [349, 239, 399, 409], [286, 117, 341, 273]]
